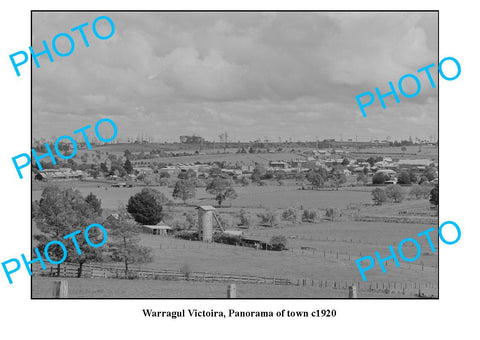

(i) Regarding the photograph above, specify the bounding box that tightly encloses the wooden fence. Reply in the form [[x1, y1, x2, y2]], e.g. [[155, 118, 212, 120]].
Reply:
[[32, 262, 437, 296]]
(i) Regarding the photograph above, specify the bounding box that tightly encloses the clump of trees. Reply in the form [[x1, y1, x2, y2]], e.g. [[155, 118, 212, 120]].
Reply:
[[213, 233, 242, 246], [206, 178, 238, 206], [325, 208, 341, 221], [301, 209, 318, 223], [397, 170, 418, 185], [281, 207, 300, 225], [239, 209, 257, 228], [178, 169, 196, 180], [258, 209, 279, 228], [33, 186, 105, 277]]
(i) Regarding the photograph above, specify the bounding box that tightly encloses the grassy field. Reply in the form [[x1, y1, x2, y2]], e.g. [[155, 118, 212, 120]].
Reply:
[[141, 152, 302, 166], [32, 276, 418, 298], [31, 173, 438, 298], [351, 145, 438, 161], [32, 184, 373, 210], [134, 220, 437, 285]]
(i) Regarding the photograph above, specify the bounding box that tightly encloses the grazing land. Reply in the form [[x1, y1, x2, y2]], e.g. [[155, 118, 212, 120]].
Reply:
[[32, 144, 438, 298], [32, 276, 421, 298]]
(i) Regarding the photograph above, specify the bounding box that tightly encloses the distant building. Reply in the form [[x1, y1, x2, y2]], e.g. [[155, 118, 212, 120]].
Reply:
[[134, 167, 154, 174], [38, 168, 84, 181], [142, 224, 173, 236], [241, 165, 255, 173], [269, 161, 289, 169]]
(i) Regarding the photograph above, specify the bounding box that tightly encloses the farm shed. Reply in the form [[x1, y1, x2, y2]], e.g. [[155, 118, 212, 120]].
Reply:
[[223, 230, 243, 237], [142, 224, 173, 236]]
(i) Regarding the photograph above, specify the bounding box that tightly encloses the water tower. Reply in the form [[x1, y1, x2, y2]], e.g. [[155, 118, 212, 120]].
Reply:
[[196, 206, 216, 242]]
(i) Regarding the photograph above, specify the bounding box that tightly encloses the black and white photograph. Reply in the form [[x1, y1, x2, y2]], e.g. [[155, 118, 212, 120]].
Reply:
[[30, 11, 439, 299]]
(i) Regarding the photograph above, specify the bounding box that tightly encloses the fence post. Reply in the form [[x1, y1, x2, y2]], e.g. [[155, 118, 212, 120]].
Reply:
[[348, 285, 357, 298], [227, 284, 236, 298], [52, 280, 68, 298]]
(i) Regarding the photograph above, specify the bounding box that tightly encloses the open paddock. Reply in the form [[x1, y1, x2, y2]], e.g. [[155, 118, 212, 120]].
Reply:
[[33, 184, 373, 210], [243, 221, 439, 268], [136, 222, 437, 291], [32, 276, 429, 299]]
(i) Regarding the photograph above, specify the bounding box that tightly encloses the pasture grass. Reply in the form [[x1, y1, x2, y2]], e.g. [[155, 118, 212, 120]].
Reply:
[[33, 184, 373, 210], [32, 276, 416, 298]]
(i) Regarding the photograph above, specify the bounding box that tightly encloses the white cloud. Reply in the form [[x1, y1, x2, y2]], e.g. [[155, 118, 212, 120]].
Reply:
[[32, 12, 438, 142]]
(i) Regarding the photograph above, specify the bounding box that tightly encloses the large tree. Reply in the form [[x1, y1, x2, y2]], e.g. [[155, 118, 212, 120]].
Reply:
[[397, 171, 411, 185], [127, 188, 165, 225], [371, 188, 387, 205], [206, 178, 237, 206], [124, 159, 133, 174], [385, 184, 405, 203], [258, 209, 279, 228], [104, 213, 153, 276], [328, 168, 347, 190], [251, 165, 267, 183], [178, 169, 196, 180], [306, 171, 324, 189], [33, 186, 104, 277], [172, 179, 196, 203], [372, 172, 386, 185], [85, 192, 103, 216]]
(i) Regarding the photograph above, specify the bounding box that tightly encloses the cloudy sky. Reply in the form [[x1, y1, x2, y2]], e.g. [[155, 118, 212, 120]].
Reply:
[[32, 12, 438, 143]]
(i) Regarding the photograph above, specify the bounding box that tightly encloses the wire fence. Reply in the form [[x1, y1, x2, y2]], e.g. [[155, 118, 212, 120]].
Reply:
[[32, 262, 438, 297], [168, 232, 440, 273]]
